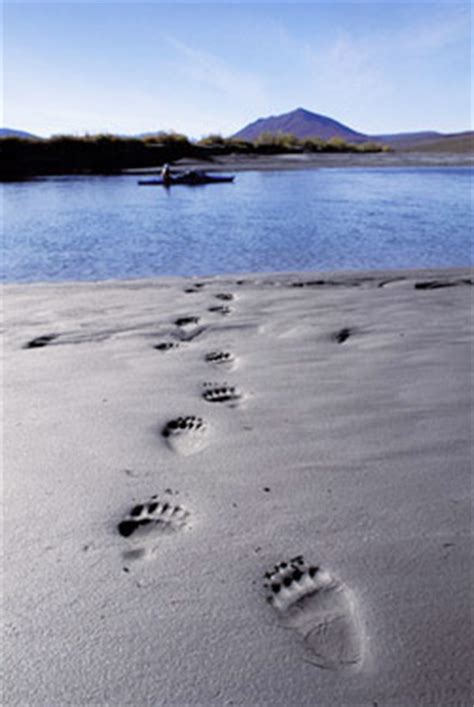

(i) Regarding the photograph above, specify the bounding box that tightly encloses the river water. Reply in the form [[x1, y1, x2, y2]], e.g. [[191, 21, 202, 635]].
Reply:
[[3, 167, 471, 282]]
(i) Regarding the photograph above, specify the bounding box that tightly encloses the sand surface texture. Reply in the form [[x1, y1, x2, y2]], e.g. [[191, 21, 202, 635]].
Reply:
[[3, 268, 472, 705]]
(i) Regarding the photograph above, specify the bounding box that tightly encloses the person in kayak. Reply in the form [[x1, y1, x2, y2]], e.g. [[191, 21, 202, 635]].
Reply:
[[161, 163, 172, 185]]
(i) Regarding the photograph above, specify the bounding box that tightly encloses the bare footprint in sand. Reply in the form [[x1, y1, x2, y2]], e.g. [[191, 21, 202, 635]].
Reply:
[[162, 415, 207, 455], [264, 556, 364, 671], [118, 495, 189, 561]]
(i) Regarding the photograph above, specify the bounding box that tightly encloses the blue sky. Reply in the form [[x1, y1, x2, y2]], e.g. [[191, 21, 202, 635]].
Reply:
[[3, 1, 471, 137]]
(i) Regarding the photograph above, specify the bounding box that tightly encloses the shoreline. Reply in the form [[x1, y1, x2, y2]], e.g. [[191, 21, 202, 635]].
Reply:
[[3, 149, 472, 183], [3, 264, 473, 292], [4, 264, 472, 705], [125, 151, 474, 174]]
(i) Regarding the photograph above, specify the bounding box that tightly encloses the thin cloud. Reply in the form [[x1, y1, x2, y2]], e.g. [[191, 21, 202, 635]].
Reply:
[[400, 8, 470, 53], [302, 32, 391, 123], [424, 16, 469, 51], [165, 36, 267, 107]]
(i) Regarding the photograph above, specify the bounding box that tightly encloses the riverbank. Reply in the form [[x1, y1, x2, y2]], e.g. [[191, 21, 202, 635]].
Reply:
[[4, 267, 472, 705], [126, 149, 474, 174]]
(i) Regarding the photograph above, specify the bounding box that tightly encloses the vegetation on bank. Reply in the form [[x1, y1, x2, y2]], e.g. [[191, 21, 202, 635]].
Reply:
[[198, 131, 389, 154], [0, 130, 389, 179]]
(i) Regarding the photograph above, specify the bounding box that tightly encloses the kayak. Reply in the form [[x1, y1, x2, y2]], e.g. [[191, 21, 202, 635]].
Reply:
[[138, 171, 235, 186]]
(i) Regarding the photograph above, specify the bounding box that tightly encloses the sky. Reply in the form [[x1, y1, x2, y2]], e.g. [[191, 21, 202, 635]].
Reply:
[[2, 1, 472, 138]]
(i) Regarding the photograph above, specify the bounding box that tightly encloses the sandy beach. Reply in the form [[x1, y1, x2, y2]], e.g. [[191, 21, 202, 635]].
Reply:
[[125, 150, 474, 176], [3, 267, 472, 706]]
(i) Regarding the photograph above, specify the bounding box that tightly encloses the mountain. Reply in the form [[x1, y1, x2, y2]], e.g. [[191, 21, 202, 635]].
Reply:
[[232, 108, 370, 143], [232, 109, 471, 150], [0, 128, 41, 140]]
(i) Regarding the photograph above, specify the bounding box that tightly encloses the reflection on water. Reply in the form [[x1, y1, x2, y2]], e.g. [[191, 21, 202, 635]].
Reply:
[[2, 167, 472, 282]]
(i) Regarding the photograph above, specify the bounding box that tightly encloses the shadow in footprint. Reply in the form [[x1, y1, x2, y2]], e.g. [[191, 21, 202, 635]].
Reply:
[[264, 556, 364, 671]]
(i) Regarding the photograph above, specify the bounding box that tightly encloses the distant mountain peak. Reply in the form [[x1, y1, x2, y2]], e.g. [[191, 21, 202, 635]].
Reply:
[[232, 108, 369, 142]]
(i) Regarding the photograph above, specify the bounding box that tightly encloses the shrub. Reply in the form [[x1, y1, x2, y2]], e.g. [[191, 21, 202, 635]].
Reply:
[[144, 131, 190, 146], [355, 141, 385, 153], [197, 134, 226, 147], [302, 137, 325, 152]]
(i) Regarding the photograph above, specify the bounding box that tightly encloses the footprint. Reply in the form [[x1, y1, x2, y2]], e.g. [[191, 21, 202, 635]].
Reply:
[[292, 278, 373, 289], [202, 383, 241, 403], [118, 496, 189, 560], [264, 556, 364, 671], [154, 341, 179, 351], [414, 279, 472, 290], [205, 351, 235, 366], [177, 327, 206, 343], [24, 334, 58, 349], [208, 305, 232, 315], [175, 316, 200, 327], [161, 415, 208, 455], [414, 280, 455, 290], [332, 328, 354, 344], [173, 317, 206, 342], [214, 293, 234, 301], [291, 280, 326, 288]]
